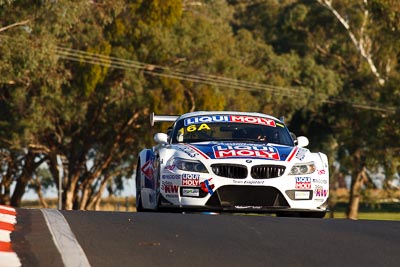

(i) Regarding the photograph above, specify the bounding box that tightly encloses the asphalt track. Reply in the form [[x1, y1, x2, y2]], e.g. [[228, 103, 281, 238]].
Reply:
[[7, 209, 400, 267]]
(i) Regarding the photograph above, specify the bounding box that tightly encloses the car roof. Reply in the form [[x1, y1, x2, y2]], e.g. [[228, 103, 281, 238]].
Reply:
[[177, 111, 282, 122]]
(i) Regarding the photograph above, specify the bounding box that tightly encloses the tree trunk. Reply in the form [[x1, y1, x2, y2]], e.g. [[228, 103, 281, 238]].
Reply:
[[346, 149, 367, 220], [79, 184, 91, 210], [347, 169, 366, 219], [64, 185, 76, 210], [10, 174, 31, 207], [94, 197, 102, 211], [36, 185, 49, 209], [0, 174, 13, 206], [86, 177, 109, 210], [31, 175, 49, 208], [0, 186, 11, 206], [10, 151, 41, 207]]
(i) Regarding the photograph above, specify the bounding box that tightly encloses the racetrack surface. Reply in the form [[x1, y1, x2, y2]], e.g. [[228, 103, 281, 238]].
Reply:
[[8, 209, 400, 267]]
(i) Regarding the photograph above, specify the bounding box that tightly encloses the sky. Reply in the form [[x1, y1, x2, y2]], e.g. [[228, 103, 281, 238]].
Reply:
[[21, 176, 136, 201]]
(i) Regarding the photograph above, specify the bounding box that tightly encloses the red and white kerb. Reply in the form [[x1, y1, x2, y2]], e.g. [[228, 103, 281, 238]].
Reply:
[[0, 205, 21, 266]]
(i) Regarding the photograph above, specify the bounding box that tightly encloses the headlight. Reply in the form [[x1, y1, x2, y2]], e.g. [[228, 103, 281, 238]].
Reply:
[[289, 162, 316, 175], [173, 158, 208, 173]]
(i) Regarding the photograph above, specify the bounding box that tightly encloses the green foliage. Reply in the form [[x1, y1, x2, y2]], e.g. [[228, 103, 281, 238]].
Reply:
[[0, 0, 399, 209], [81, 43, 112, 96]]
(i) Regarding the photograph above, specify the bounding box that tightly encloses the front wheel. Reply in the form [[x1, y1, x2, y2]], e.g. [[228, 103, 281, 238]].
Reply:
[[135, 161, 144, 212]]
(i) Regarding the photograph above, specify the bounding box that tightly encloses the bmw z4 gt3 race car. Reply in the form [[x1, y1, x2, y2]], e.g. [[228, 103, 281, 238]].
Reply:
[[136, 111, 329, 218]]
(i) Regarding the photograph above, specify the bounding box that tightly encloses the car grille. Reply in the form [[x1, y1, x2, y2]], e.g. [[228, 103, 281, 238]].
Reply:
[[251, 165, 286, 179], [211, 164, 247, 179], [205, 185, 290, 208]]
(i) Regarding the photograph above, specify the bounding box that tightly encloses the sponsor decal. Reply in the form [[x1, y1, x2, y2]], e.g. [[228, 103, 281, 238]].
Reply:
[[314, 185, 328, 197], [182, 188, 200, 197], [230, 115, 276, 126], [161, 181, 179, 195], [184, 115, 276, 127], [184, 115, 229, 125], [312, 178, 328, 184], [318, 170, 326, 175], [295, 177, 311, 189], [295, 191, 310, 200], [182, 173, 200, 186], [234, 206, 263, 209], [213, 144, 279, 160], [200, 178, 215, 195], [176, 145, 199, 158], [141, 160, 154, 180], [162, 174, 181, 180], [164, 165, 176, 171], [185, 144, 210, 159], [295, 148, 307, 161], [233, 180, 265, 185], [244, 180, 265, 185], [142, 159, 156, 189]]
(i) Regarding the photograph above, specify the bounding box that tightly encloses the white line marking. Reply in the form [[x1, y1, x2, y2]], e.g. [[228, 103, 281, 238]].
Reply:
[[41, 209, 91, 267]]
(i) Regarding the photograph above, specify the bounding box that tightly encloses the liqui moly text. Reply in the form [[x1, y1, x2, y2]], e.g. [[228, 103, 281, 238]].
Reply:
[[184, 115, 276, 127], [212, 144, 280, 160]]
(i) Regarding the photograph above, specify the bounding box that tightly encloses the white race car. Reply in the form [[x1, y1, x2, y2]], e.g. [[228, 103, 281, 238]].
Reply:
[[136, 111, 329, 218]]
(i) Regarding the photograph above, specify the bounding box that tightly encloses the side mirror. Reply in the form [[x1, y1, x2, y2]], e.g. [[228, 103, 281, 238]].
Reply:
[[154, 133, 168, 145], [296, 136, 309, 147]]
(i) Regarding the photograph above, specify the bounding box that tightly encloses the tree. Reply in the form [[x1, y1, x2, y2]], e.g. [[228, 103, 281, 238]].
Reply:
[[229, 0, 399, 219], [0, 0, 186, 209], [313, 0, 400, 219], [0, 0, 68, 206]]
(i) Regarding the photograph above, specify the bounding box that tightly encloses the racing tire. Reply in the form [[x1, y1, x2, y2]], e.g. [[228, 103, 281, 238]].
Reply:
[[153, 156, 162, 212], [135, 160, 144, 212]]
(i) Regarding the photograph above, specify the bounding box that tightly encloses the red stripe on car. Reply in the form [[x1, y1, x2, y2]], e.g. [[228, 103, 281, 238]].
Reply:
[[286, 147, 298, 161]]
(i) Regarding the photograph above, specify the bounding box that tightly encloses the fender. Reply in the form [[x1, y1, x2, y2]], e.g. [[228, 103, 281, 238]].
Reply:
[[156, 145, 176, 170], [317, 152, 329, 172]]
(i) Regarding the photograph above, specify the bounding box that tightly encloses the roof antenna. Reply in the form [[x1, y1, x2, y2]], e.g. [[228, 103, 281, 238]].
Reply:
[[279, 116, 284, 122]]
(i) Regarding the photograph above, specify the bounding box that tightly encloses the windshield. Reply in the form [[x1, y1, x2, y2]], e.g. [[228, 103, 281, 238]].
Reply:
[[171, 114, 294, 146]]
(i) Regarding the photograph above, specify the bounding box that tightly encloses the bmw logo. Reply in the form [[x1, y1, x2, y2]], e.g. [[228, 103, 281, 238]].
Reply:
[[246, 159, 252, 163]]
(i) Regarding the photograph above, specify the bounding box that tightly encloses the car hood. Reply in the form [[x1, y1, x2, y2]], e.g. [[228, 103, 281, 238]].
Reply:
[[173, 142, 307, 162]]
